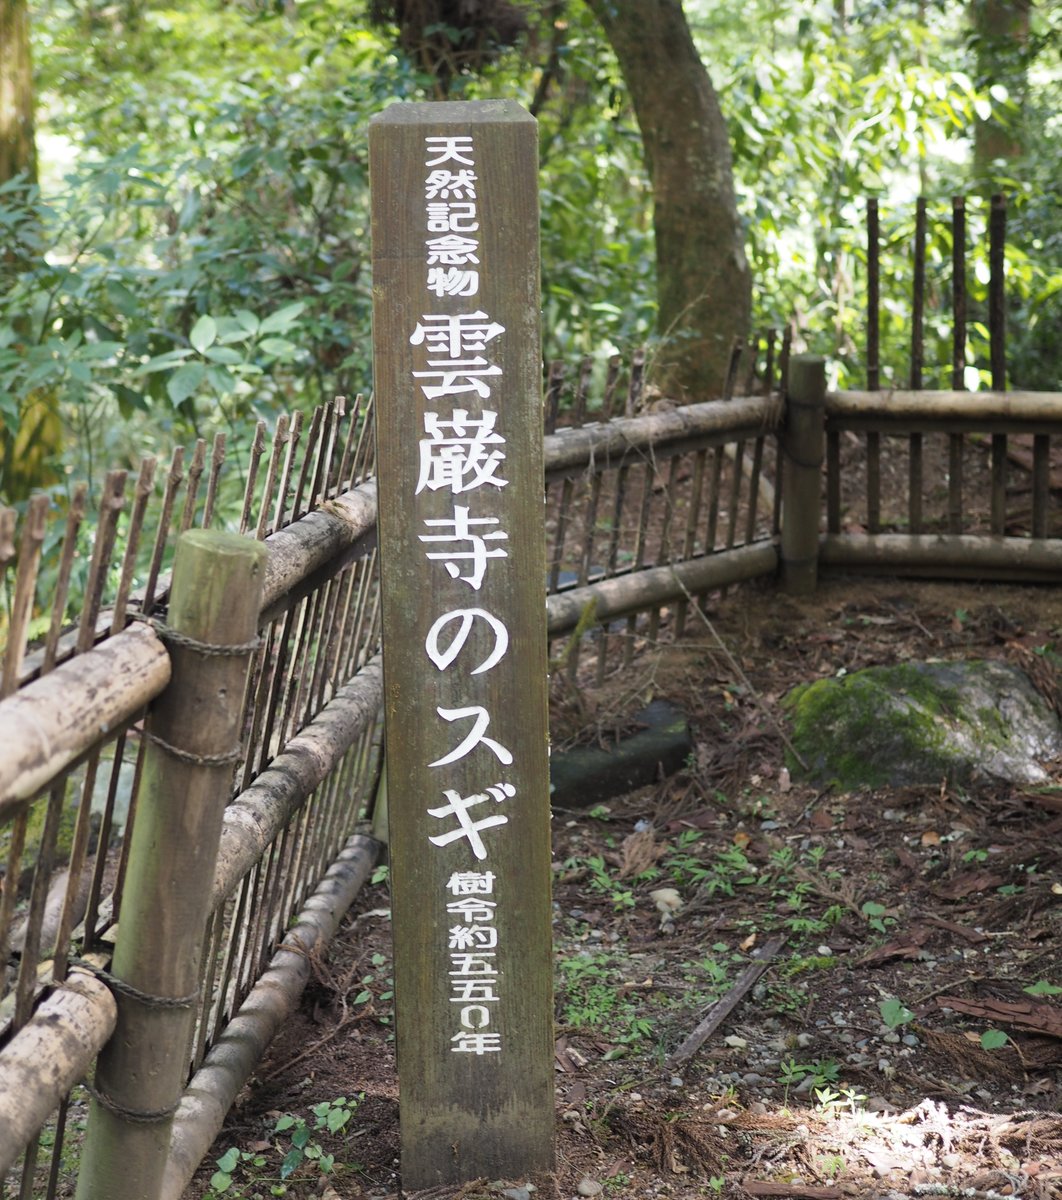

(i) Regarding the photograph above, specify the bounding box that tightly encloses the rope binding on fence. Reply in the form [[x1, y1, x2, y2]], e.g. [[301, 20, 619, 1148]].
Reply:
[[129, 611, 262, 658]]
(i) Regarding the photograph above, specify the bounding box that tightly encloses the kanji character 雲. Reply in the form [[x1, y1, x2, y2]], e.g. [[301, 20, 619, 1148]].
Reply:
[[409, 311, 504, 359]]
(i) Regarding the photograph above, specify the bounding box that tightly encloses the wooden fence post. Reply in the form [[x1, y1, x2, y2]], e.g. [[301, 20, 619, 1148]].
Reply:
[[780, 355, 826, 594], [75, 530, 267, 1200], [370, 100, 554, 1188]]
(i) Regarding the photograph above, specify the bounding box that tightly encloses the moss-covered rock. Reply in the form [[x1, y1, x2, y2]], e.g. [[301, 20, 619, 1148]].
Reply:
[[783, 659, 1061, 789]]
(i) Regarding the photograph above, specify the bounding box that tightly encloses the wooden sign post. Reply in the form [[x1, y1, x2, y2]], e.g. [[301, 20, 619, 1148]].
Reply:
[[369, 101, 553, 1188]]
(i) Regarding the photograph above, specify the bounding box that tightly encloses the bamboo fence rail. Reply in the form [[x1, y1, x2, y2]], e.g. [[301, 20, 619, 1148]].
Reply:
[[824, 388, 1062, 570]]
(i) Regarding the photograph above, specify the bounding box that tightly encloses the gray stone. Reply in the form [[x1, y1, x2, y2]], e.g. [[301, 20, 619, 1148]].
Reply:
[[784, 659, 1061, 788]]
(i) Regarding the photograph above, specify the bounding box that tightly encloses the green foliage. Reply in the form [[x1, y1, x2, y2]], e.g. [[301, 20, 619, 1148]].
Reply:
[[206, 1095, 364, 1197], [556, 951, 655, 1047], [6, 0, 1060, 510], [1024, 979, 1062, 998], [879, 997, 915, 1029]]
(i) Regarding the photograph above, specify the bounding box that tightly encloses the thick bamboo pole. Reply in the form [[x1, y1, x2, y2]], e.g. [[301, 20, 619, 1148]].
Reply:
[[820, 534, 1062, 583], [0, 971, 115, 1176], [259, 480, 377, 620], [75, 530, 268, 1200], [210, 657, 383, 910], [160, 835, 379, 1200], [0, 622, 169, 818], [827, 390, 1062, 430], [780, 356, 827, 595], [543, 393, 780, 478], [545, 542, 777, 637]]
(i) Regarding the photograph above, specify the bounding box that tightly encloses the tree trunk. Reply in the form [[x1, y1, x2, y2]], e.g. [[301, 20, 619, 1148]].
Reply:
[[971, 0, 1030, 180], [0, 0, 37, 185], [585, 0, 751, 402]]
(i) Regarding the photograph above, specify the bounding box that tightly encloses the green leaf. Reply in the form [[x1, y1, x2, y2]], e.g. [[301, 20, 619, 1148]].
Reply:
[[167, 362, 207, 405], [190, 315, 218, 355], [259, 302, 306, 335], [326, 1107, 350, 1133], [980, 1029, 1008, 1050], [879, 998, 914, 1028], [259, 337, 296, 358], [279, 1147, 303, 1180], [209, 1171, 233, 1193], [274, 1115, 296, 1132], [140, 348, 194, 374], [216, 1148, 240, 1173], [1024, 980, 1062, 997], [203, 345, 243, 365]]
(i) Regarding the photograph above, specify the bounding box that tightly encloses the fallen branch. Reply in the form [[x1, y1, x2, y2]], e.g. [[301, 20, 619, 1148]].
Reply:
[[935, 995, 1062, 1038], [667, 935, 786, 1067]]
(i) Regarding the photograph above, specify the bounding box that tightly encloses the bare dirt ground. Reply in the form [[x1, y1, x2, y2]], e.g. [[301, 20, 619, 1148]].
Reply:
[[184, 576, 1062, 1200]]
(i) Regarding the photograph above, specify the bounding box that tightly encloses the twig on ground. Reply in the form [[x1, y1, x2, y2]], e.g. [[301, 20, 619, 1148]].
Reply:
[[667, 934, 786, 1067]]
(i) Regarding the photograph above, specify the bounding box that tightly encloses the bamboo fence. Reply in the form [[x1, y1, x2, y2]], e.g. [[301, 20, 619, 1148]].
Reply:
[[0, 187, 1060, 1194]]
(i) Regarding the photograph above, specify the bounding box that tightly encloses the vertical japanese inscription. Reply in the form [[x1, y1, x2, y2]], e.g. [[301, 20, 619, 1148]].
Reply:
[[370, 102, 552, 1188]]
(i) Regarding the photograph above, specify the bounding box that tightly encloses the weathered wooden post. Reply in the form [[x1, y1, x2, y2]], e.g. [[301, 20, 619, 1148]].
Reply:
[[76, 530, 267, 1200], [780, 355, 826, 595], [369, 101, 554, 1187]]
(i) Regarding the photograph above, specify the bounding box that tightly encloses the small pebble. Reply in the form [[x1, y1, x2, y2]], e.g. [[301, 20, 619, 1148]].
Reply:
[[501, 1189, 532, 1200], [669, 1075, 684, 1088], [577, 1180, 603, 1197], [629, 1092, 642, 1102], [742, 1072, 763, 1085], [882, 1031, 900, 1043]]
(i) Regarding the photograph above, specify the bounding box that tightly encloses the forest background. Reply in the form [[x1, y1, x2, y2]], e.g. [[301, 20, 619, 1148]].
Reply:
[[0, 0, 1059, 534]]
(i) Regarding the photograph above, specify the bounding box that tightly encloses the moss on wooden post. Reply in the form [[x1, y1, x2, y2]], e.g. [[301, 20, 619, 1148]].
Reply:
[[781, 355, 827, 595], [370, 101, 554, 1188], [75, 530, 267, 1200]]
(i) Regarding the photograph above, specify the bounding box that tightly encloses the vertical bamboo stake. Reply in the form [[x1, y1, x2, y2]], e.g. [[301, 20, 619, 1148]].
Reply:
[[989, 193, 1007, 392], [910, 197, 926, 390], [951, 196, 967, 389], [75, 530, 267, 1200], [866, 198, 880, 392], [780, 356, 826, 595]]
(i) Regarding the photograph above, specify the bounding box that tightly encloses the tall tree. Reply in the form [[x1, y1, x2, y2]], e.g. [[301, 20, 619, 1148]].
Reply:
[[0, 0, 36, 185], [971, 0, 1031, 180], [585, 0, 751, 401]]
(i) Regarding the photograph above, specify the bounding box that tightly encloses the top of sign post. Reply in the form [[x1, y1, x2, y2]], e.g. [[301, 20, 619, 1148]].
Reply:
[[369, 99, 536, 128]]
